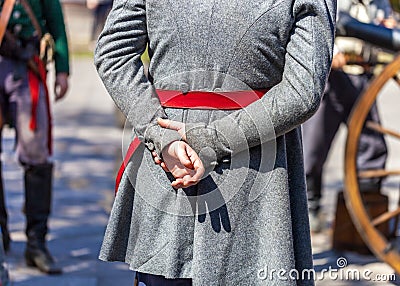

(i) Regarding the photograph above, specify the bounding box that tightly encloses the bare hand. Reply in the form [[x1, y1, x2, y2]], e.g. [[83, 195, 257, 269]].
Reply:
[[86, 0, 99, 9], [54, 72, 69, 101], [161, 141, 204, 188], [331, 52, 346, 70], [381, 17, 397, 29], [152, 151, 168, 171], [157, 118, 186, 140]]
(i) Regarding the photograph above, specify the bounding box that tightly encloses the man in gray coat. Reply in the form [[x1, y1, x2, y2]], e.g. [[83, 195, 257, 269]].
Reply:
[[95, 0, 336, 285]]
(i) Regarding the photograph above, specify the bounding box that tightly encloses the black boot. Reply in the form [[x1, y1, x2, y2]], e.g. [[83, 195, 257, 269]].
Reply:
[[24, 163, 61, 275], [0, 163, 10, 253]]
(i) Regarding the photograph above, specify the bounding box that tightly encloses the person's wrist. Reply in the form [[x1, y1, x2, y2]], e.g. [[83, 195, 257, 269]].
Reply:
[[56, 72, 69, 78], [144, 124, 182, 157]]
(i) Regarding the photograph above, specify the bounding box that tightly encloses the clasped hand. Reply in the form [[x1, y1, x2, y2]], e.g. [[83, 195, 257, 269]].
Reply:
[[152, 118, 205, 188]]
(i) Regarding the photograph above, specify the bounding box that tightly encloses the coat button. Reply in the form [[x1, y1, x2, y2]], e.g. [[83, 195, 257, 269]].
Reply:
[[13, 11, 21, 19], [13, 24, 22, 34], [180, 83, 189, 94]]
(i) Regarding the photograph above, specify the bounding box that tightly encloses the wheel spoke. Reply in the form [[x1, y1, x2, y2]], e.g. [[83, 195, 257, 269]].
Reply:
[[393, 74, 400, 86], [366, 121, 400, 140], [358, 169, 400, 178], [372, 208, 400, 227]]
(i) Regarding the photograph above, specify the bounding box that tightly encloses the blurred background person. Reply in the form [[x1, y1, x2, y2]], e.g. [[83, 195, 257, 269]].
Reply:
[[303, 0, 395, 233], [86, 0, 113, 44], [0, 0, 69, 274]]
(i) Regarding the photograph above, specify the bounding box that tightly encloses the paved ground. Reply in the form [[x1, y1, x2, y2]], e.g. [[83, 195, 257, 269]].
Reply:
[[1, 3, 400, 285]]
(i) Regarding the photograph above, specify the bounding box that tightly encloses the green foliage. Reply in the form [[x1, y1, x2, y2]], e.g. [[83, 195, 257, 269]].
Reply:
[[141, 46, 150, 64]]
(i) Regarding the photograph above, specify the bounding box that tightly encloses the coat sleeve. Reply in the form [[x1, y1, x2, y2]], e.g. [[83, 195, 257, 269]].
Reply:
[[94, 0, 181, 155], [185, 0, 336, 163]]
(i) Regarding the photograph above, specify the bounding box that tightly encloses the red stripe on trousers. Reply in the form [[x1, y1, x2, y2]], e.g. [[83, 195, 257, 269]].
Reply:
[[27, 56, 52, 155]]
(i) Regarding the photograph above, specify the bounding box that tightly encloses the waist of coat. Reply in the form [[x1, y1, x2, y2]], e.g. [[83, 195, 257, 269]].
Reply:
[[115, 88, 270, 194], [156, 89, 269, 110]]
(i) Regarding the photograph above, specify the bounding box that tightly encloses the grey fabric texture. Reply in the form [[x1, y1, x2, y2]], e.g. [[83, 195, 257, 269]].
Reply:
[[95, 0, 336, 285]]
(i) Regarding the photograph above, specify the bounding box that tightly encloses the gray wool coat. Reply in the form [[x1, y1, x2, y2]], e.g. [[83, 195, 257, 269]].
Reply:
[[95, 0, 336, 285]]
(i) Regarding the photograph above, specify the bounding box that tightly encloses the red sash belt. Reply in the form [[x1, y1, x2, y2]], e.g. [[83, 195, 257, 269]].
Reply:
[[115, 88, 269, 194], [158, 89, 267, 109], [27, 56, 52, 154]]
